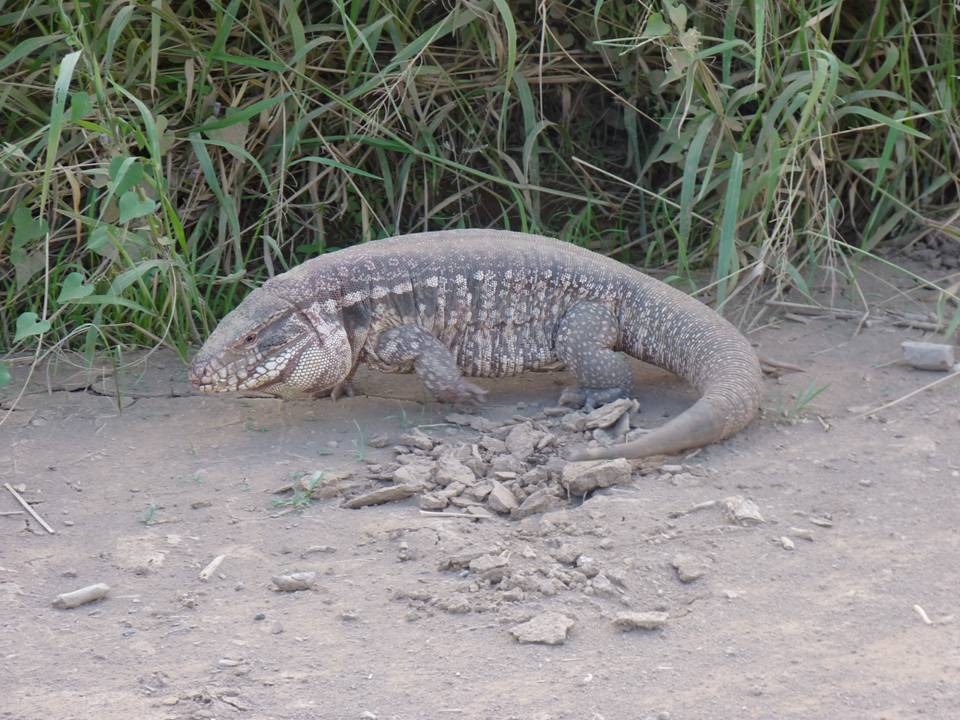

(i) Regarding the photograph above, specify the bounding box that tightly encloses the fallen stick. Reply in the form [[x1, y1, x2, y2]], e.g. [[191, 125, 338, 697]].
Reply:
[[764, 299, 863, 318], [0, 511, 25, 516], [418, 510, 490, 520], [52, 583, 110, 609], [199, 554, 226, 581], [667, 500, 718, 519], [854, 368, 960, 419], [4, 483, 55, 534]]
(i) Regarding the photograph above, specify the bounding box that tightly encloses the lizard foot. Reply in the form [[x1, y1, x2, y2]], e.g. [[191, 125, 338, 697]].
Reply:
[[558, 386, 587, 408], [330, 379, 356, 402], [434, 379, 487, 406], [559, 386, 630, 411]]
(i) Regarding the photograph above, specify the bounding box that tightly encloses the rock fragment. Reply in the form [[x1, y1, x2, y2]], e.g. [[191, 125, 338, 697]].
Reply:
[[671, 554, 706, 583], [552, 544, 583, 565], [398, 428, 434, 451], [479, 436, 507, 454], [509, 611, 575, 645], [505, 422, 543, 460], [52, 583, 110, 609], [418, 493, 448, 510], [486, 481, 519, 514], [592, 412, 631, 445], [902, 341, 955, 371], [511, 488, 561, 519], [342, 484, 420, 509], [721, 495, 764, 525], [271, 572, 316, 592], [561, 458, 632, 495], [613, 611, 669, 631], [469, 554, 510, 582], [582, 398, 639, 429], [434, 455, 476, 487]]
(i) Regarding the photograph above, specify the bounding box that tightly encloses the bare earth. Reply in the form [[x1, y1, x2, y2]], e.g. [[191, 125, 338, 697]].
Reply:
[[2, 262, 958, 720]]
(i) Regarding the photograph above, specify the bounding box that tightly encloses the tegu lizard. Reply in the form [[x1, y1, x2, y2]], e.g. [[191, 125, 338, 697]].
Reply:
[[189, 230, 762, 460]]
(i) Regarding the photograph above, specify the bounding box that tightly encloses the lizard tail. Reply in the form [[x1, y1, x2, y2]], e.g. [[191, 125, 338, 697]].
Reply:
[[569, 281, 763, 461]]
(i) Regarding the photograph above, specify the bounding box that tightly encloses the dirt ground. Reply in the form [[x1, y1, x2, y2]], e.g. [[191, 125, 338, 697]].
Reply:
[[2, 260, 959, 720]]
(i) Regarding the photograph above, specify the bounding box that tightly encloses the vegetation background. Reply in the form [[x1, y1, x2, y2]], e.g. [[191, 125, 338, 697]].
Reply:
[[1, 0, 958, 384]]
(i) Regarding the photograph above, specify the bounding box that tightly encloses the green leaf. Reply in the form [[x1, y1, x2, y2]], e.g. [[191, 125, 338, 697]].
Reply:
[[109, 156, 144, 197], [667, 1, 687, 30], [783, 261, 813, 301], [12, 206, 48, 248], [104, 4, 135, 71], [196, 93, 291, 133], [69, 91, 92, 121], [14, 312, 51, 342], [57, 271, 95, 303], [0, 363, 10, 388], [208, 50, 285, 72], [678, 115, 716, 262], [88, 224, 118, 252], [118, 191, 157, 223], [288, 155, 382, 180], [41, 50, 81, 212], [0, 34, 62, 73], [67, 294, 153, 314], [716, 151, 744, 308], [641, 12, 670, 39], [834, 105, 930, 140], [110, 260, 168, 295]]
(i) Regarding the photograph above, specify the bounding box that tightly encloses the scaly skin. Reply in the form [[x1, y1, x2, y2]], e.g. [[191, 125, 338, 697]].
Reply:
[[189, 230, 763, 459]]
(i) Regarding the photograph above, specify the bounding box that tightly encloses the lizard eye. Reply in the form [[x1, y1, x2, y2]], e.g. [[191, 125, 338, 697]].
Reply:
[[241, 332, 258, 347]]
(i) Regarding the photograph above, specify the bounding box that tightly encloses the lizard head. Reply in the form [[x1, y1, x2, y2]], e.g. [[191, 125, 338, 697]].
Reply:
[[189, 289, 352, 396]]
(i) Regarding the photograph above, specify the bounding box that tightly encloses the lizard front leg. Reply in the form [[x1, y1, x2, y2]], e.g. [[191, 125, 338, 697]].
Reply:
[[375, 325, 487, 405]]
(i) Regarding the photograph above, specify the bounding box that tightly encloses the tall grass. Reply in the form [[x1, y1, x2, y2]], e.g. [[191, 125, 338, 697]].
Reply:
[[1, 0, 958, 370]]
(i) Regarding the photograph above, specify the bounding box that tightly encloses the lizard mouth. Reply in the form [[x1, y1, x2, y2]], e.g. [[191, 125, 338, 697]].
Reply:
[[189, 356, 277, 393]]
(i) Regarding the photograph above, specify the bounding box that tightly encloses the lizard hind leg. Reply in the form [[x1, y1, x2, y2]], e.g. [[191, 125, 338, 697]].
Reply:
[[375, 325, 487, 405], [556, 301, 633, 410]]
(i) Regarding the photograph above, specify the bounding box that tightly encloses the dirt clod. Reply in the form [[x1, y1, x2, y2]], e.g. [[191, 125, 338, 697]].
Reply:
[[509, 611, 575, 645], [671, 554, 706, 583], [271, 572, 316, 592], [613, 611, 669, 631]]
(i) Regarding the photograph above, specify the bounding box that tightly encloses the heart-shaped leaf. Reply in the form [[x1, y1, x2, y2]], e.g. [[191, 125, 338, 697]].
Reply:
[[12, 206, 48, 248], [14, 312, 51, 342], [0, 363, 11, 388], [641, 12, 671, 39], [57, 271, 95, 303], [668, 1, 687, 31], [118, 190, 157, 223]]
